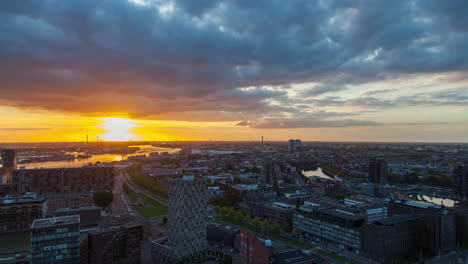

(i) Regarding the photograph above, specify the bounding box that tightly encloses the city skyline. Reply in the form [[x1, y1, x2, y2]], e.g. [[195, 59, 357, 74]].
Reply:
[[1, 0, 468, 142]]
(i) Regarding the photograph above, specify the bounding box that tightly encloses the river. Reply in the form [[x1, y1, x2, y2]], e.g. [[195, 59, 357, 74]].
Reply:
[[302, 167, 335, 181], [20, 145, 180, 169], [409, 194, 457, 207]]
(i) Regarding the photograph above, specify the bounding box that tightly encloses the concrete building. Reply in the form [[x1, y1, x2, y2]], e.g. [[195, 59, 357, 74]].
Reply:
[[81, 223, 143, 264], [344, 195, 388, 224], [40, 192, 94, 215], [1, 149, 17, 169], [54, 206, 101, 226], [30, 215, 80, 264], [293, 199, 366, 254], [13, 167, 114, 194], [388, 200, 456, 256], [362, 214, 418, 264], [152, 176, 207, 262], [368, 158, 388, 184], [454, 165, 468, 199], [238, 228, 272, 264], [263, 202, 295, 228], [0, 194, 47, 233], [0, 167, 14, 184]]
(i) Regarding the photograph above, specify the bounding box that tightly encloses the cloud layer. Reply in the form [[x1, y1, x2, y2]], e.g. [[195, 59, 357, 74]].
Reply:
[[1, 0, 467, 127]]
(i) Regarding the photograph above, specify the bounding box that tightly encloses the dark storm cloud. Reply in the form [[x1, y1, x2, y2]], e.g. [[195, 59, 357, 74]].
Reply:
[[0, 0, 467, 125]]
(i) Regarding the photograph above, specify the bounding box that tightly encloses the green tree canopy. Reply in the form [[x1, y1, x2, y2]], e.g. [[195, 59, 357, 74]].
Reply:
[[93, 189, 113, 207]]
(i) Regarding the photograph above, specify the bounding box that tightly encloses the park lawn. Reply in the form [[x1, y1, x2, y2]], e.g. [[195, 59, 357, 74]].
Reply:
[[128, 192, 168, 217]]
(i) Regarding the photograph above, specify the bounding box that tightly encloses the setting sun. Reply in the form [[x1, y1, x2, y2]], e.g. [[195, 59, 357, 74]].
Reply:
[[101, 117, 139, 141]]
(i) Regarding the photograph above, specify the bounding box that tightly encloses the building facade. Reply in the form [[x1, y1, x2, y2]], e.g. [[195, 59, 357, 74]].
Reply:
[[293, 199, 366, 254], [30, 215, 80, 264], [81, 223, 143, 264], [0, 195, 47, 233], [238, 228, 272, 264], [152, 176, 207, 262], [13, 167, 114, 194], [454, 165, 468, 199], [368, 158, 388, 184], [1, 149, 17, 169], [388, 200, 456, 256], [362, 214, 418, 264]]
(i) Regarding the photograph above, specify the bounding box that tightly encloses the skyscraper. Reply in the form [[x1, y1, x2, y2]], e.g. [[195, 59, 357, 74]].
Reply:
[[1, 149, 17, 169], [30, 215, 80, 264], [153, 176, 207, 262], [368, 158, 388, 184], [454, 165, 468, 199]]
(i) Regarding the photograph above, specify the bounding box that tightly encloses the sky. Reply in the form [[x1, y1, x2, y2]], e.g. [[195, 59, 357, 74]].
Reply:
[[0, 0, 467, 142]]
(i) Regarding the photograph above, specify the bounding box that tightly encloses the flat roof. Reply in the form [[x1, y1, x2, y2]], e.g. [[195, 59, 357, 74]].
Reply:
[[31, 215, 80, 229], [375, 214, 418, 225]]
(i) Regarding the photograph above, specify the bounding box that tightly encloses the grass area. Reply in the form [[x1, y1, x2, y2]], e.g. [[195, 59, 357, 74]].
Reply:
[[127, 192, 168, 217], [218, 216, 313, 250], [0, 231, 30, 254], [125, 165, 168, 198]]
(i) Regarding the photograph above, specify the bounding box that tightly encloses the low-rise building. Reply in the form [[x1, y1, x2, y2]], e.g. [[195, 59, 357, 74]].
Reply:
[[237, 228, 273, 264], [293, 199, 366, 254], [263, 202, 295, 228], [54, 206, 101, 226]]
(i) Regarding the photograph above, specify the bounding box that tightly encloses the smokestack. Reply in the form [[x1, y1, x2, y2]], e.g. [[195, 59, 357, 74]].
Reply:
[[261, 136, 264, 147], [86, 134, 88, 144]]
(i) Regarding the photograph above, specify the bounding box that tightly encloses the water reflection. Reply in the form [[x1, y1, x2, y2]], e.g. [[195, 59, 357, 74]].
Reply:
[[302, 167, 335, 181], [410, 194, 456, 207], [21, 145, 179, 169]]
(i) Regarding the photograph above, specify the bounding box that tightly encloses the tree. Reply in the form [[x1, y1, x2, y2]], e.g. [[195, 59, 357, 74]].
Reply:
[[162, 216, 167, 224], [272, 223, 280, 234], [235, 211, 244, 222], [214, 205, 221, 214], [93, 189, 113, 207], [253, 217, 260, 230], [243, 214, 252, 225], [261, 219, 270, 231]]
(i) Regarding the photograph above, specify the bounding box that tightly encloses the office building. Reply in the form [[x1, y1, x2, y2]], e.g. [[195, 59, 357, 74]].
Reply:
[[344, 195, 388, 224], [81, 223, 143, 264], [30, 215, 80, 264], [238, 228, 272, 264], [263, 202, 295, 228], [0, 167, 13, 184], [454, 165, 468, 199], [1, 149, 17, 169], [13, 167, 114, 194], [0, 194, 47, 233], [288, 139, 302, 152], [152, 176, 207, 262], [40, 192, 94, 215], [362, 214, 418, 264], [293, 199, 366, 254], [388, 200, 456, 256], [368, 158, 388, 184]]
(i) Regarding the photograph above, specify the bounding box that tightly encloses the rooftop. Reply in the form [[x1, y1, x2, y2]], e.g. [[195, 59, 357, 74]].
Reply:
[[375, 214, 418, 226], [31, 215, 80, 229]]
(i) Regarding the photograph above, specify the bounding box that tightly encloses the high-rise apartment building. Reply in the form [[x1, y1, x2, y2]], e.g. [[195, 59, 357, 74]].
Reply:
[[1, 149, 18, 169], [368, 158, 388, 184], [30, 215, 80, 264], [13, 167, 114, 194], [454, 165, 468, 199], [152, 176, 207, 262]]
